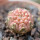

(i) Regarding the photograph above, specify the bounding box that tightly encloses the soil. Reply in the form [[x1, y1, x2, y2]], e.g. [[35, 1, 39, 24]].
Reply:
[[0, 3, 40, 40]]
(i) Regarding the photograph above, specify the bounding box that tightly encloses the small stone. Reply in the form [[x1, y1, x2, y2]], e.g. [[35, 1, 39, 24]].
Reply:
[[35, 38, 40, 40], [31, 7, 38, 16], [38, 26, 40, 32], [28, 36, 34, 40], [36, 21, 40, 32], [3, 37, 9, 40], [37, 22, 40, 26], [34, 32, 39, 38], [14, 35, 17, 39], [0, 31, 2, 40], [0, 37, 2, 40], [5, 29, 9, 33], [0, 31, 2, 38], [31, 28, 36, 36], [10, 37, 16, 40], [0, 22, 5, 29], [19, 37, 23, 40]]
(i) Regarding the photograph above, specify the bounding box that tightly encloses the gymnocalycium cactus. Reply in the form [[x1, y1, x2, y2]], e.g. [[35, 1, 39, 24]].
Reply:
[[6, 8, 34, 35]]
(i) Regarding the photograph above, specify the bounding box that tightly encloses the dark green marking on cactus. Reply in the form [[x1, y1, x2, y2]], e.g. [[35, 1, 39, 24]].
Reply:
[[5, 18, 9, 25], [7, 17, 11, 22], [20, 27, 26, 33], [10, 23, 17, 33], [7, 18, 10, 22], [10, 23, 16, 30], [30, 22, 33, 30]]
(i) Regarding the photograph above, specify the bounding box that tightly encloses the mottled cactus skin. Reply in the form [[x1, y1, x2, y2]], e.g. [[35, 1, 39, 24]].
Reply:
[[6, 8, 34, 35]]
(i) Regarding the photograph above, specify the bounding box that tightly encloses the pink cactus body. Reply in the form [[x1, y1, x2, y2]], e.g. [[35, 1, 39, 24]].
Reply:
[[6, 8, 34, 34]]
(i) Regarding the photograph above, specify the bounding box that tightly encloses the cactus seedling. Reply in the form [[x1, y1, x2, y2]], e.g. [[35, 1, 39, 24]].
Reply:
[[6, 8, 34, 35]]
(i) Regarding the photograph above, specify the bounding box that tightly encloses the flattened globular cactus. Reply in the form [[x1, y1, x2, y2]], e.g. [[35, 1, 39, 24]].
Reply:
[[6, 8, 34, 34]]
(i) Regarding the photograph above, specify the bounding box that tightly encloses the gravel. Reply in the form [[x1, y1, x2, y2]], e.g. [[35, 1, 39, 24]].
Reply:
[[0, 2, 40, 40]]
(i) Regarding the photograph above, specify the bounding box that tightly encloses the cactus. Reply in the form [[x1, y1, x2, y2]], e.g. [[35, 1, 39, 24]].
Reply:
[[6, 8, 34, 35]]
